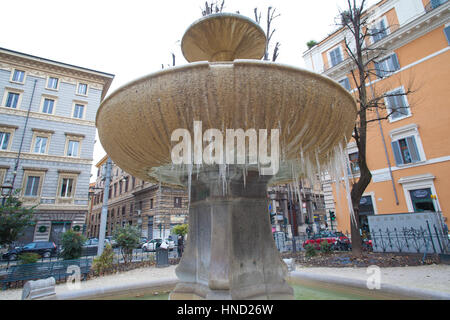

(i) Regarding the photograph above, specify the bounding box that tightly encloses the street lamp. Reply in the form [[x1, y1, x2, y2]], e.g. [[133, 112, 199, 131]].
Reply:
[[97, 157, 113, 256], [0, 180, 13, 206]]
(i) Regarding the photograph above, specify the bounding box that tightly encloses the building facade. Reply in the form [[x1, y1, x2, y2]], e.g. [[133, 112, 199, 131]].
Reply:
[[268, 180, 326, 237], [86, 156, 189, 240], [0, 47, 114, 244], [302, 0, 450, 233]]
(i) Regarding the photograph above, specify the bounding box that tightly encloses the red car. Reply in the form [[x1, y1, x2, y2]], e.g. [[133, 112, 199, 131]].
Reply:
[[303, 231, 351, 251]]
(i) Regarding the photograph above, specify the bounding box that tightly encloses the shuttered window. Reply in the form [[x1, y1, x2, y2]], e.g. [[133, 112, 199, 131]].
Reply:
[[391, 136, 421, 165], [329, 47, 343, 67], [375, 53, 400, 78], [386, 89, 410, 120], [339, 77, 351, 91], [444, 26, 450, 45], [371, 18, 388, 43]]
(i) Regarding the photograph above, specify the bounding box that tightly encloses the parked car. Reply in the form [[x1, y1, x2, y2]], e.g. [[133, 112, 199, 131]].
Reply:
[[142, 239, 162, 252], [2, 241, 57, 261], [142, 238, 175, 252], [138, 237, 148, 248], [303, 231, 351, 251], [105, 236, 117, 248]]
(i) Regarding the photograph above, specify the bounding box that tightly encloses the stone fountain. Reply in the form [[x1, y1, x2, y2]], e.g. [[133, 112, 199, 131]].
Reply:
[[96, 13, 357, 300]]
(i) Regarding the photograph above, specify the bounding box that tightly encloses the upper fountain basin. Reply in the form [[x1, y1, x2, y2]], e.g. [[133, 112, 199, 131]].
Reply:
[[96, 60, 357, 185]]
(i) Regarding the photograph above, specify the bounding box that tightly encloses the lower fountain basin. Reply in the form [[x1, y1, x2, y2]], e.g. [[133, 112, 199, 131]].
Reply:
[[45, 273, 450, 300]]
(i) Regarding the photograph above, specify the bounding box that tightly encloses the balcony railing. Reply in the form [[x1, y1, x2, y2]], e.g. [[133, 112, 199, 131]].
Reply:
[[425, 0, 448, 13]]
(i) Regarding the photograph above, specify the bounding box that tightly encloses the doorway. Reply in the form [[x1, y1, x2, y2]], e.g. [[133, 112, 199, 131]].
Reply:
[[409, 188, 436, 212]]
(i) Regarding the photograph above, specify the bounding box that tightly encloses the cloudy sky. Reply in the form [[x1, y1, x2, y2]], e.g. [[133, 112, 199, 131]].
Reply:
[[1, 0, 377, 181]]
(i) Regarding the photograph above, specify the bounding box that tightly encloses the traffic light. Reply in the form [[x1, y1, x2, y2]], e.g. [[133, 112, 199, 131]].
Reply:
[[329, 211, 336, 221], [270, 212, 276, 224]]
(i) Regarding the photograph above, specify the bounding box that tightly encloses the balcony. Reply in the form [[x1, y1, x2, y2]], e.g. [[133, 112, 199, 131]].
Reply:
[[425, 0, 448, 13]]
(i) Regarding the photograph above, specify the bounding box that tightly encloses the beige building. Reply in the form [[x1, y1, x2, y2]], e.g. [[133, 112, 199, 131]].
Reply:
[[86, 155, 188, 239]]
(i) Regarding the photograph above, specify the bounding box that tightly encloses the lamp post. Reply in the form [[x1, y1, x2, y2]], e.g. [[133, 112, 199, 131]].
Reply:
[[1, 181, 13, 207], [97, 157, 112, 256]]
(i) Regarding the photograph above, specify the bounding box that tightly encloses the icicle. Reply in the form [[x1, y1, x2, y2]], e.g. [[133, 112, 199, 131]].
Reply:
[[339, 141, 357, 226]]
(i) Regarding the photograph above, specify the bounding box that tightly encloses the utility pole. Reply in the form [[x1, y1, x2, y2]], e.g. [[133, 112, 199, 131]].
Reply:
[[98, 157, 112, 256]]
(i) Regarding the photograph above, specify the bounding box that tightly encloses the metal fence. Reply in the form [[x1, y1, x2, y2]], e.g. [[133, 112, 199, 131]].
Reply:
[[370, 226, 449, 254], [0, 246, 182, 272]]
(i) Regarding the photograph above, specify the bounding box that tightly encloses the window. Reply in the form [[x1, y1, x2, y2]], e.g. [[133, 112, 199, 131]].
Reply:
[[73, 103, 85, 119], [328, 46, 343, 67], [339, 77, 351, 91], [359, 196, 375, 215], [399, 173, 438, 213], [42, 98, 54, 114], [444, 25, 450, 45], [77, 83, 88, 96], [392, 136, 421, 165], [60, 178, 74, 197], [385, 88, 410, 121], [409, 188, 436, 212], [46, 77, 59, 90], [25, 176, 40, 197], [174, 197, 182, 208], [371, 17, 389, 43], [349, 152, 360, 174], [33, 136, 48, 154], [11, 69, 25, 83], [5, 92, 20, 108], [429, 0, 448, 10], [67, 140, 79, 157], [375, 54, 400, 78], [0, 132, 11, 150], [22, 170, 45, 199], [150, 198, 153, 209], [30, 130, 52, 155]]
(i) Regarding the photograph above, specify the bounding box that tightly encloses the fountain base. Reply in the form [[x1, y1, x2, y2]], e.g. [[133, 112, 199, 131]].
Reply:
[[169, 166, 293, 300]]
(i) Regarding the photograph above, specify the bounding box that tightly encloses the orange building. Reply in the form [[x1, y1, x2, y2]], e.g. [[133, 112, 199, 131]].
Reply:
[[302, 0, 450, 233]]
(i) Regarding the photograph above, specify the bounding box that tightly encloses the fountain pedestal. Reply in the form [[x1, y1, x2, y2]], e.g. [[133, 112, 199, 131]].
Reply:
[[169, 166, 293, 300]]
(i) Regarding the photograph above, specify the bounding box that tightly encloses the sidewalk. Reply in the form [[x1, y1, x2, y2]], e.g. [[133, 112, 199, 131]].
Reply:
[[0, 263, 449, 300]]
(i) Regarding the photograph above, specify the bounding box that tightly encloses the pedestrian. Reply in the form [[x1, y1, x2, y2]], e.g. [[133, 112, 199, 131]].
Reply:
[[177, 235, 184, 258], [306, 225, 312, 238]]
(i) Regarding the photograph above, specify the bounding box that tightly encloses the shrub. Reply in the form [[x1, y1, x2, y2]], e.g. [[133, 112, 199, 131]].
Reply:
[[320, 240, 333, 254], [60, 230, 86, 260], [305, 244, 317, 258], [113, 225, 140, 264], [18, 252, 40, 264], [92, 243, 115, 275], [172, 224, 188, 237], [0, 191, 35, 247]]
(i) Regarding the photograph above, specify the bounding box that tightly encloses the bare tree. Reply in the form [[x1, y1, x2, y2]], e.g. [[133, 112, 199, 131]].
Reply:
[[161, 52, 176, 69], [337, 0, 414, 256], [201, 0, 225, 16], [254, 6, 281, 61]]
